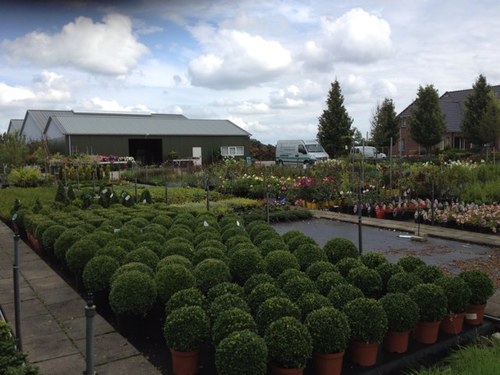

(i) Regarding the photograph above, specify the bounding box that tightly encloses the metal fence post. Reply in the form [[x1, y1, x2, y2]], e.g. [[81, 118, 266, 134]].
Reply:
[[84, 292, 96, 375], [13, 229, 22, 351]]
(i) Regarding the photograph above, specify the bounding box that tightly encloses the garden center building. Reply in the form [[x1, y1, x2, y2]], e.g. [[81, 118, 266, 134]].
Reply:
[[8, 110, 251, 165]]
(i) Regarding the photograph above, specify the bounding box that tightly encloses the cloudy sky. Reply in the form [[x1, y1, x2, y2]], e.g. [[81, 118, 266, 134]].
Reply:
[[1, 0, 499, 145]]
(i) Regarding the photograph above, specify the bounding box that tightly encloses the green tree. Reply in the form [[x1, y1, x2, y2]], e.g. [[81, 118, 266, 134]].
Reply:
[[0, 132, 29, 168], [478, 91, 500, 147], [352, 127, 363, 146], [408, 85, 446, 152], [317, 80, 353, 157], [370, 98, 399, 151], [461, 74, 492, 147]]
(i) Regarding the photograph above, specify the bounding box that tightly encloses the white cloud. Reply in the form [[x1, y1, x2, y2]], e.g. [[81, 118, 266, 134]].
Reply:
[[230, 101, 270, 114], [269, 85, 304, 108], [0, 83, 35, 106], [188, 28, 292, 89], [77, 97, 152, 113], [2, 14, 148, 76]]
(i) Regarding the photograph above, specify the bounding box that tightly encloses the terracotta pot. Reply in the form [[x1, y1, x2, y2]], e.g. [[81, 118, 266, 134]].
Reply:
[[383, 330, 410, 354], [349, 341, 379, 367], [440, 312, 465, 334], [465, 304, 486, 326], [375, 209, 385, 219], [270, 364, 304, 375], [414, 321, 441, 344], [170, 348, 200, 375], [313, 351, 344, 375]]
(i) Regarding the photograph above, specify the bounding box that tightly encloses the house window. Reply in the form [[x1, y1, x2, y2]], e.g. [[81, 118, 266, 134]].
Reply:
[[221, 146, 244, 156]]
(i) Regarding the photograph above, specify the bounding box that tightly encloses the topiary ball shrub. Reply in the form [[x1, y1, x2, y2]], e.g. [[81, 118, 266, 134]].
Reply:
[[327, 284, 364, 309], [256, 296, 301, 335], [379, 293, 419, 332], [54, 228, 87, 261], [343, 297, 388, 344], [323, 237, 359, 263], [212, 308, 257, 346], [225, 235, 254, 255], [192, 246, 227, 266], [243, 273, 276, 296], [161, 241, 195, 261], [107, 238, 135, 252], [124, 248, 160, 270], [264, 250, 300, 278], [408, 283, 447, 322], [221, 227, 248, 244], [65, 239, 100, 277], [229, 248, 265, 284], [196, 239, 226, 252], [413, 264, 444, 283], [137, 239, 164, 256], [347, 266, 383, 298], [41, 224, 66, 252], [82, 255, 120, 293], [397, 255, 425, 272], [165, 288, 207, 317], [248, 223, 274, 242], [296, 292, 332, 321], [163, 305, 210, 352], [209, 294, 250, 321], [276, 269, 307, 288], [155, 264, 196, 303], [259, 238, 289, 257], [336, 257, 364, 278], [315, 271, 347, 296], [157, 255, 193, 271], [435, 276, 472, 313], [109, 270, 157, 317], [193, 231, 221, 247], [281, 229, 305, 244], [164, 227, 193, 242], [252, 230, 281, 246], [207, 282, 244, 303], [83, 231, 114, 248], [194, 259, 231, 294], [110, 262, 154, 285], [375, 262, 404, 291], [305, 306, 350, 354], [305, 261, 338, 281], [247, 282, 286, 315], [361, 252, 388, 269], [216, 330, 267, 375], [264, 316, 312, 370], [387, 272, 423, 294], [96, 245, 128, 264], [287, 235, 317, 253], [294, 244, 328, 271], [459, 270, 495, 306], [282, 275, 317, 302]]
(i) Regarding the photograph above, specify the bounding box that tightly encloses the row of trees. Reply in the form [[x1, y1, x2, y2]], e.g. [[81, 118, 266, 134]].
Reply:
[[317, 75, 500, 156]]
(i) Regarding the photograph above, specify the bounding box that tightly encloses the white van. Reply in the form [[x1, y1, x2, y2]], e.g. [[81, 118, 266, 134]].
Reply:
[[351, 146, 386, 159], [276, 140, 329, 165]]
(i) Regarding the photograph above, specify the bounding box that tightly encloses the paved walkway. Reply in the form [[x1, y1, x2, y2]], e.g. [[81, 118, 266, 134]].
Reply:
[[0, 222, 161, 375]]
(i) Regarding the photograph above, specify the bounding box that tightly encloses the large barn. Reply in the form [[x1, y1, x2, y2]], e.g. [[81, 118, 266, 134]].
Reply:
[[9, 110, 252, 165]]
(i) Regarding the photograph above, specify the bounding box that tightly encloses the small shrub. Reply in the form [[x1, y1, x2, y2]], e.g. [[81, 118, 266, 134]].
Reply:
[[336, 257, 364, 277], [264, 250, 300, 278], [323, 237, 359, 263], [258, 238, 289, 256], [343, 297, 388, 343], [82, 255, 120, 293], [397, 255, 425, 272], [459, 270, 495, 305], [387, 272, 423, 294], [287, 235, 317, 252], [281, 229, 305, 244], [305, 261, 338, 281], [296, 292, 332, 321], [305, 307, 350, 354], [65, 239, 100, 276], [436, 276, 472, 313], [83, 231, 114, 248], [229, 248, 265, 284], [256, 296, 301, 334], [243, 273, 276, 296], [192, 246, 227, 265], [316, 271, 346, 296], [360, 252, 388, 269], [294, 244, 328, 271], [124, 248, 160, 270], [137, 240, 163, 257], [207, 282, 244, 303], [379, 293, 419, 332], [347, 266, 383, 298], [109, 271, 157, 316], [375, 262, 404, 291], [216, 330, 267, 375], [212, 308, 257, 346], [209, 294, 250, 321], [408, 283, 448, 322], [163, 305, 210, 351], [155, 264, 196, 303], [107, 238, 135, 252], [276, 269, 307, 288], [194, 259, 231, 294], [41, 224, 66, 251], [54, 228, 86, 260], [282, 275, 317, 301], [161, 241, 195, 261], [196, 239, 226, 252], [327, 284, 364, 308], [110, 262, 154, 285], [157, 255, 193, 271], [165, 288, 206, 317], [247, 282, 286, 315], [413, 264, 444, 283]]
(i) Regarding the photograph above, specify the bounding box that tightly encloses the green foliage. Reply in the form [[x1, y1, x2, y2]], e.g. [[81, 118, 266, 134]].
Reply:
[[305, 307, 350, 354], [209, 294, 250, 321], [379, 293, 420, 332], [161, 241, 195, 261], [229, 248, 265, 284], [157, 255, 193, 271], [207, 282, 244, 303], [375, 262, 404, 291], [387, 272, 423, 294], [41, 224, 66, 251], [327, 283, 364, 309], [0, 320, 39, 374], [336, 257, 364, 277], [347, 266, 383, 298], [316, 271, 346, 296], [247, 283, 286, 315], [256, 296, 301, 334], [287, 235, 317, 252], [7, 166, 42, 187], [413, 264, 444, 283], [361, 252, 388, 269], [243, 273, 276, 296], [293, 243, 327, 271], [282, 275, 317, 301], [215, 330, 267, 375], [194, 258, 231, 294], [165, 288, 206, 317], [305, 261, 338, 281], [212, 308, 257, 346], [163, 305, 210, 351], [82, 255, 120, 292], [435, 276, 472, 313], [0, 132, 29, 168], [296, 292, 332, 321], [192, 246, 226, 265], [123, 248, 159, 270], [343, 297, 388, 343], [109, 270, 157, 316], [459, 270, 494, 305], [408, 283, 448, 322], [155, 264, 196, 303], [276, 269, 307, 288], [110, 262, 154, 285], [264, 250, 300, 278], [370, 98, 399, 149], [264, 316, 312, 369], [323, 237, 359, 263], [317, 80, 354, 157], [397, 255, 426, 272], [258, 238, 289, 256], [409, 84, 447, 150], [65, 239, 100, 276]]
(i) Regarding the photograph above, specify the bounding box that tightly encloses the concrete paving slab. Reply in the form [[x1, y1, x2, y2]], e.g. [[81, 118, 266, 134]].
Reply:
[[62, 315, 115, 341], [95, 354, 162, 375], [75, 331, 139, 366], [23, 330, 80, 363], [47, 297, 88, 323], [28, 273, 67, 291], [34, 353, 85, 375], [34, 284, 80, 305], [22, 313, 64, 340]]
